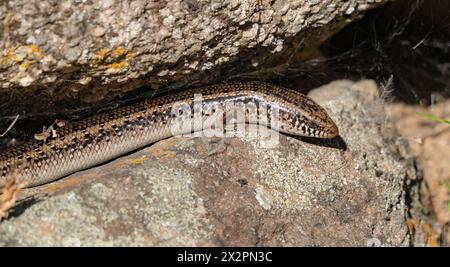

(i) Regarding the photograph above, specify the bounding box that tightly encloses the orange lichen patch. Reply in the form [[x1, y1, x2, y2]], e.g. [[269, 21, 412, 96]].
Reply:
[[415, 218, 421, 227], [28, 44, 43, 58], [111, 47, 126, 57], [148, 139, 180, 160], [127, 155, 149, 165], [422, 223, 440, 247], [111, 47, 134, 60], [1, 47, 20, 65], [151, 149, 176, 160], [89, 48, 109, 68], [1, 44, 43, 69], [111, 47, 123, 57], [406, 218, 415, 235], [105, 59, 128, 70], [97, 48, 109, 59], [125, 51, 135, 60], [115, 155, 149, 168], [90, 47, 134, 70], [44, 175, 85, 193], [19, 60, 35, 71]]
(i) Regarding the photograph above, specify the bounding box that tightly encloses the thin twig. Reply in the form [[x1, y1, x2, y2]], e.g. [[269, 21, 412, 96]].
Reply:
[[0, 114, 19, 137]]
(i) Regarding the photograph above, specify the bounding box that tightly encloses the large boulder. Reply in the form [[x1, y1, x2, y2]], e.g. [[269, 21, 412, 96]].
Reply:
[[0, 80, 420, 246]]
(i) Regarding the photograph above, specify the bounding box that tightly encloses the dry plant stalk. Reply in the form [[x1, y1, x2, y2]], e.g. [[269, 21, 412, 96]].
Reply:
[[0, 173, 28, 222]]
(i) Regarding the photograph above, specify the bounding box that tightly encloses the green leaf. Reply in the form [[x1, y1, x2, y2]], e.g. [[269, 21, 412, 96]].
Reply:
[[416, 112, 450, 125], [444, 178, 450, 190]]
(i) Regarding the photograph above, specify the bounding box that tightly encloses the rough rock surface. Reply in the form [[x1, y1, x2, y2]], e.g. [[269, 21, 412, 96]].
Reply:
[[0, 80, 420, 246], [0, 0, 387, 110], [388, 101, 450, 245]]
